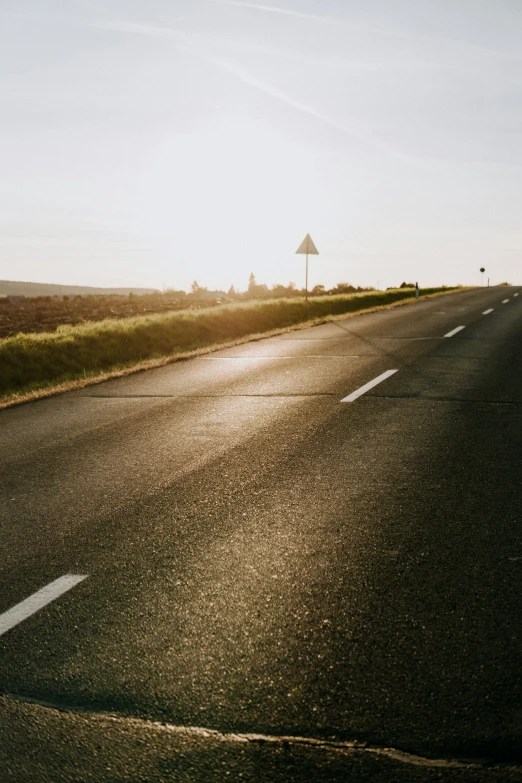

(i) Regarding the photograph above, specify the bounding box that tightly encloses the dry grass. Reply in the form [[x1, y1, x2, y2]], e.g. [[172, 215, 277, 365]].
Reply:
[[0, 287, 463, 409]]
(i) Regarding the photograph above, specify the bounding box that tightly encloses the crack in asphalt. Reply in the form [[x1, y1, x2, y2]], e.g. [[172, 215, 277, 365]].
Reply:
[[81, 393, 338, 398], [79, 393, 522, 405], [4, 694, 521, 773], [367, 394, 522, 406]]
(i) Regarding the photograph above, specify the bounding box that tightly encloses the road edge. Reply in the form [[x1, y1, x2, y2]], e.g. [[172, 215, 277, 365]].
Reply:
[[0, 288, 471, 411]]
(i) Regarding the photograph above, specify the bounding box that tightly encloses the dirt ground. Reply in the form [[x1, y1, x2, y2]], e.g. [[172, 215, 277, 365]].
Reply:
[[0, 293, 201, 339]]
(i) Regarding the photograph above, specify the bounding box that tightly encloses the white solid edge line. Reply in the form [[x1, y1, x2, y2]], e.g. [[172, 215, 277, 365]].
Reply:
[[482, 309, 494, 315], [502, 299, 510, 304], [341, 369, 398, 403], [444, 326, 466, 338], [0, 574, 88, 637]]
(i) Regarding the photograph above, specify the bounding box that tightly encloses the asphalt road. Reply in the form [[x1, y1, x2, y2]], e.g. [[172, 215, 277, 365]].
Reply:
[[1, 287, 522, 782]]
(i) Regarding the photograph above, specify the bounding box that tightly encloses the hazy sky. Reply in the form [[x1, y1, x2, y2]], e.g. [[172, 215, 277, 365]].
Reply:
[[1, 0, 522, 291]]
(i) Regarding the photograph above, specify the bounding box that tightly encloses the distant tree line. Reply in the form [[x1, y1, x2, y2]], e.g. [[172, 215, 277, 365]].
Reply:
[[186, 273, 374, 302]]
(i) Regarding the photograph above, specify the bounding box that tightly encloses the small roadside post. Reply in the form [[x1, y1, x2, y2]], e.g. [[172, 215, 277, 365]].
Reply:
[[480, 267, 485, 286], [415, 281, 419, 300], [296, 234, 319, 302]]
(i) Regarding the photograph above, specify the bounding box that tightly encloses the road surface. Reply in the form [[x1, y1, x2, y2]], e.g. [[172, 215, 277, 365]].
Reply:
[[1, 287, 521, 781]]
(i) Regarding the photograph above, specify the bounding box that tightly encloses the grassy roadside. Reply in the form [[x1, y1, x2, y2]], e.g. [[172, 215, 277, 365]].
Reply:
[[0, 287, 463, 409]]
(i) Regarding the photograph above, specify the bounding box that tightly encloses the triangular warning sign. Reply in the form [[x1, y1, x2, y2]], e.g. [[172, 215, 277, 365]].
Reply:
[[296, 233, 319, 255]]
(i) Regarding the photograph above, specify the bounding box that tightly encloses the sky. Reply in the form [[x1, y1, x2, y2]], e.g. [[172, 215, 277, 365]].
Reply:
[[1, 0, 522, 292]]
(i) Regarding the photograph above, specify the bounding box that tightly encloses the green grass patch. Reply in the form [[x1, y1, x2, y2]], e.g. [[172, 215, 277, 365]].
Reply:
[[0, 287, 460, 405]]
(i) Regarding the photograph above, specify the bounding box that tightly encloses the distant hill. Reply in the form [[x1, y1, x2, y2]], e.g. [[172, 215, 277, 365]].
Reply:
[[0, 280, 159, 297]]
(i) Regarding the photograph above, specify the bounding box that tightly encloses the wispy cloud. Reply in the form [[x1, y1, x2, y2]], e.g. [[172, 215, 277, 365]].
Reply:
[[208, 0, 522, 62], [207, 0, 343, 27], [206, 0, 409, 38], [0, 7, 417, 162], [197, 53, 417, 162]]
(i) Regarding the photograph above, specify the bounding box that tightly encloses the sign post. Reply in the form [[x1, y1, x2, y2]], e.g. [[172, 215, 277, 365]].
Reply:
[[480, 267, 485, 287], [296, 234, 319, 302]]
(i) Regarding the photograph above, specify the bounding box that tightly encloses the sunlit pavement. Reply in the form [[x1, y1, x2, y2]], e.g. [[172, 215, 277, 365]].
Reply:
[[1, 288, 522, 782]]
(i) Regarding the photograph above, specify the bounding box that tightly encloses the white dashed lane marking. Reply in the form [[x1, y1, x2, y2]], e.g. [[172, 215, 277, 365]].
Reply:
[[483, 309, 494, 315], [341, 370, 399, 403], [444, 326, 466, 338], [0, 575, 88, 637], [502, 299, 510, 304]]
